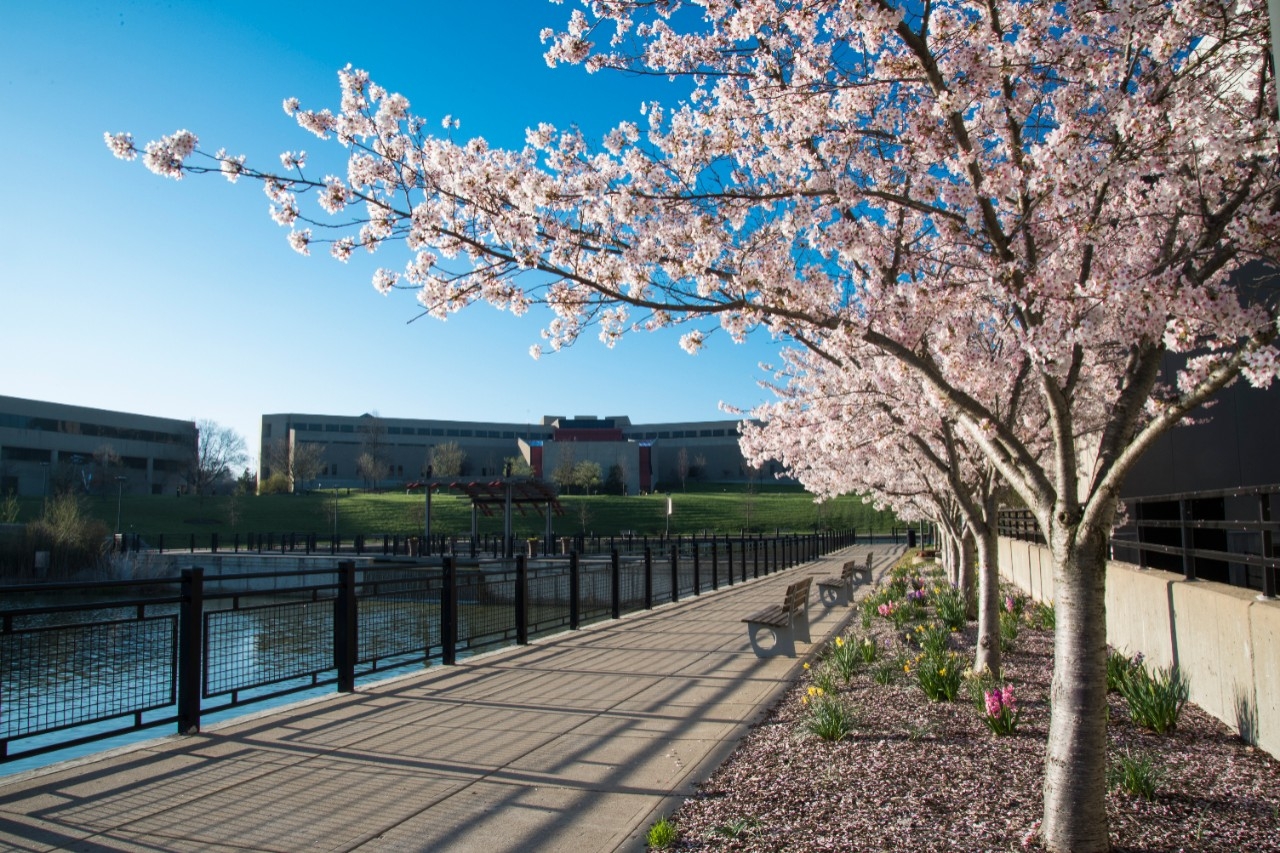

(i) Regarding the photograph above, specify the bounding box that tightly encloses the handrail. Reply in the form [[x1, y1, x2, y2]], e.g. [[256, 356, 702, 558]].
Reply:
[[1, 529, 859, 767]]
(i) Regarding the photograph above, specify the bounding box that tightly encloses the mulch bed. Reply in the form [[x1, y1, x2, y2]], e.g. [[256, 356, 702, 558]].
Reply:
[[657, 577, 1280, 852]]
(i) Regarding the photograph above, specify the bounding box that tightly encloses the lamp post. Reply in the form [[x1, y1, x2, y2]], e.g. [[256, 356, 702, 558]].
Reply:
[[114, 475, 127, 536], [423, 465, 433, 557]]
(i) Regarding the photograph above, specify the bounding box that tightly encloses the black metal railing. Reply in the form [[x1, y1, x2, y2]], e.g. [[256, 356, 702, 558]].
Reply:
[[997, 484, 1279, 597], [91, 526, 920, 561], [1, 529, 856, 765]]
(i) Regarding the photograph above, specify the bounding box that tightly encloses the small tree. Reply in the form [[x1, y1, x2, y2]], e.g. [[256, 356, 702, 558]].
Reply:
[[265, 437, 326, 493], [504, 455, 534, 478], [356, 452, 381, 490], [428, 441, 466, 478], [603, 463, 627, 495], [572, 460, 602, 495], [357, 413, 389, 490], [550, 446, 578, 493], [675, 448, 691, 491]]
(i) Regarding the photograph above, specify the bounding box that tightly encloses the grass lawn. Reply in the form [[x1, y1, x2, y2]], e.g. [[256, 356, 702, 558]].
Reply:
[[7, 483, 899, 544]]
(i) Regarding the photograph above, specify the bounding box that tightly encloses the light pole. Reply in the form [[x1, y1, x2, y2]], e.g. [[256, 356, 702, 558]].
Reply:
[[114, 475, 127, 536], [423, 465, 433, 557]]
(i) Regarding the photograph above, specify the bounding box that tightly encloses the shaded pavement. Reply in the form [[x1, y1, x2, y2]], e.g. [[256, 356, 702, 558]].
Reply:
[[0, 546, 893, 853]]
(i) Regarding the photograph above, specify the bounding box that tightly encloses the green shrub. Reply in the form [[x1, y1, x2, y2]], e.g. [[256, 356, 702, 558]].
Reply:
[[1118, 664, 1189, 734], [1028, 600, 1056, 630], [258, 472, 292, 495], [932, 583, 969, 630], [647, 816, 678, 849], [908, 620, 953, 656], [910, 649, 963, 702], [825, 635, 861, 683], [24, 493, 109, 577], [999, 608, 1020, 652], [1106, 649, 1143, 693], [1110, 750, 1163, 799], [872, 655, 904, 686], [802, 689, 858, 741]]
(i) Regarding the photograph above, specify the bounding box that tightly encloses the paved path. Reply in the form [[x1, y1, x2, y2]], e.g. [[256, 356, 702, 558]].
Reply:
[[0, 546, 894, 853]]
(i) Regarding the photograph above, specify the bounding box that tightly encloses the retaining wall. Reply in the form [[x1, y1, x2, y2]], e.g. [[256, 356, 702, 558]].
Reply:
[[997, 536, 1280, 759]]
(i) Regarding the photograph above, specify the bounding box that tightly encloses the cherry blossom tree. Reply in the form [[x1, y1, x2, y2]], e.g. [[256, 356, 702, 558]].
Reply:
[[739, 330, 1036, 678], [109, 2, 1278, 849]]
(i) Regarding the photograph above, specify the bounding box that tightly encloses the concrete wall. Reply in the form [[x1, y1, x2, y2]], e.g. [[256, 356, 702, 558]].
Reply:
[[998, 536, 1280, 759]]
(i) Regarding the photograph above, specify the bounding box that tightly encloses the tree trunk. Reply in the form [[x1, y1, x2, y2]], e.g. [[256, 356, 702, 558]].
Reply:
[[1040, 522, 1111, 852], [959, 530, 977, 620], [973, 518, 1001, 678]]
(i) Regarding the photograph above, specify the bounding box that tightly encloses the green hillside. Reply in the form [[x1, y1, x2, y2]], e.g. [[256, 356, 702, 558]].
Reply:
[[6, 484, 899, 546]]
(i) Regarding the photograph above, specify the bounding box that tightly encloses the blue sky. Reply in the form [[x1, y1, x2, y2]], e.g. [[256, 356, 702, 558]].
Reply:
[[1, 1, 784, 467]]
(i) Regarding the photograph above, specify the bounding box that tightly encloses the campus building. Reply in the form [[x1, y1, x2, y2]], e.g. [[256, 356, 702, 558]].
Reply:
[[0, 394, 197, 497], [259, 412, 783, 493]]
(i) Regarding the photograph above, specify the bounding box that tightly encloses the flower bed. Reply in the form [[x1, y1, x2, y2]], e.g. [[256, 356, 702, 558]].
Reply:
[[653, 560, 1280, 851]]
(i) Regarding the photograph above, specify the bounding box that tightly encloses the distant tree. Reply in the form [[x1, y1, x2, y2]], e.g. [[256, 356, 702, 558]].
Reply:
[[504, 455, 534, 478], [356, 451, 381, 490], [550, 446, 578, 493], [90, 444, 122, 495], [428, 441, 466, 478], [603, 463, 627, 495], [572, 460, 602, 495], [675, 448, 690, 491], [357, 413, 389, 490], [235, 468, 257, 496], [191, 420, 248, 497], [692, 453, 707, 482], [264, 437, 326, 493]]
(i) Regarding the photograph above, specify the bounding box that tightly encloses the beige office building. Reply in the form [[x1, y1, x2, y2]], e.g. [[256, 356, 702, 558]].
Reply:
[[0, 395, 197, 497], [259, 412, 781, 493]]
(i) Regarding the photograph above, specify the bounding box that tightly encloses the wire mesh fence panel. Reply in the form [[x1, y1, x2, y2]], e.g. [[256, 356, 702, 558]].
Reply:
[[650, 562, 672, 604], [526, 568, 571, 638], [458, 570, 518, 654], [577, 561, 613, 627], [618, 558, 648, 610], [358, 596, 436, 669], [203, 601, 334, 698], [1, 615, 177, 741]]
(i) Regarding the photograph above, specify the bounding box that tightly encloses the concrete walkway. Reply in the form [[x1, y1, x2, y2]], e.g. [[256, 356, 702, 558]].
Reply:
[[0, 546, 893, 853]]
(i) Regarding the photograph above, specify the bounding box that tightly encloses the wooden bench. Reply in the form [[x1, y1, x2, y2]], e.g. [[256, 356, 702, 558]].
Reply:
[[743, 576, 812, 657], [817, 552, 874, 607]]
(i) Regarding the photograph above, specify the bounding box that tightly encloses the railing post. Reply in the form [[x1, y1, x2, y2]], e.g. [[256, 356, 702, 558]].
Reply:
[[178, 567, 203, 735], [692, 546, 701, 595], [569, 551, 581, 630], [670, 544, 680, 603], [611, 548, 621, 619], [1261, 493, 1276, 599], [442, 555, 457, 665], [334, 560, 357, 692], [711, 540, 719, 590], [1180, 499, 1197, 581], [210, 532, 218, 554], [644, 545, 653, 610], [515, 554, 529, 644], [725, 539, 734, 586]]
